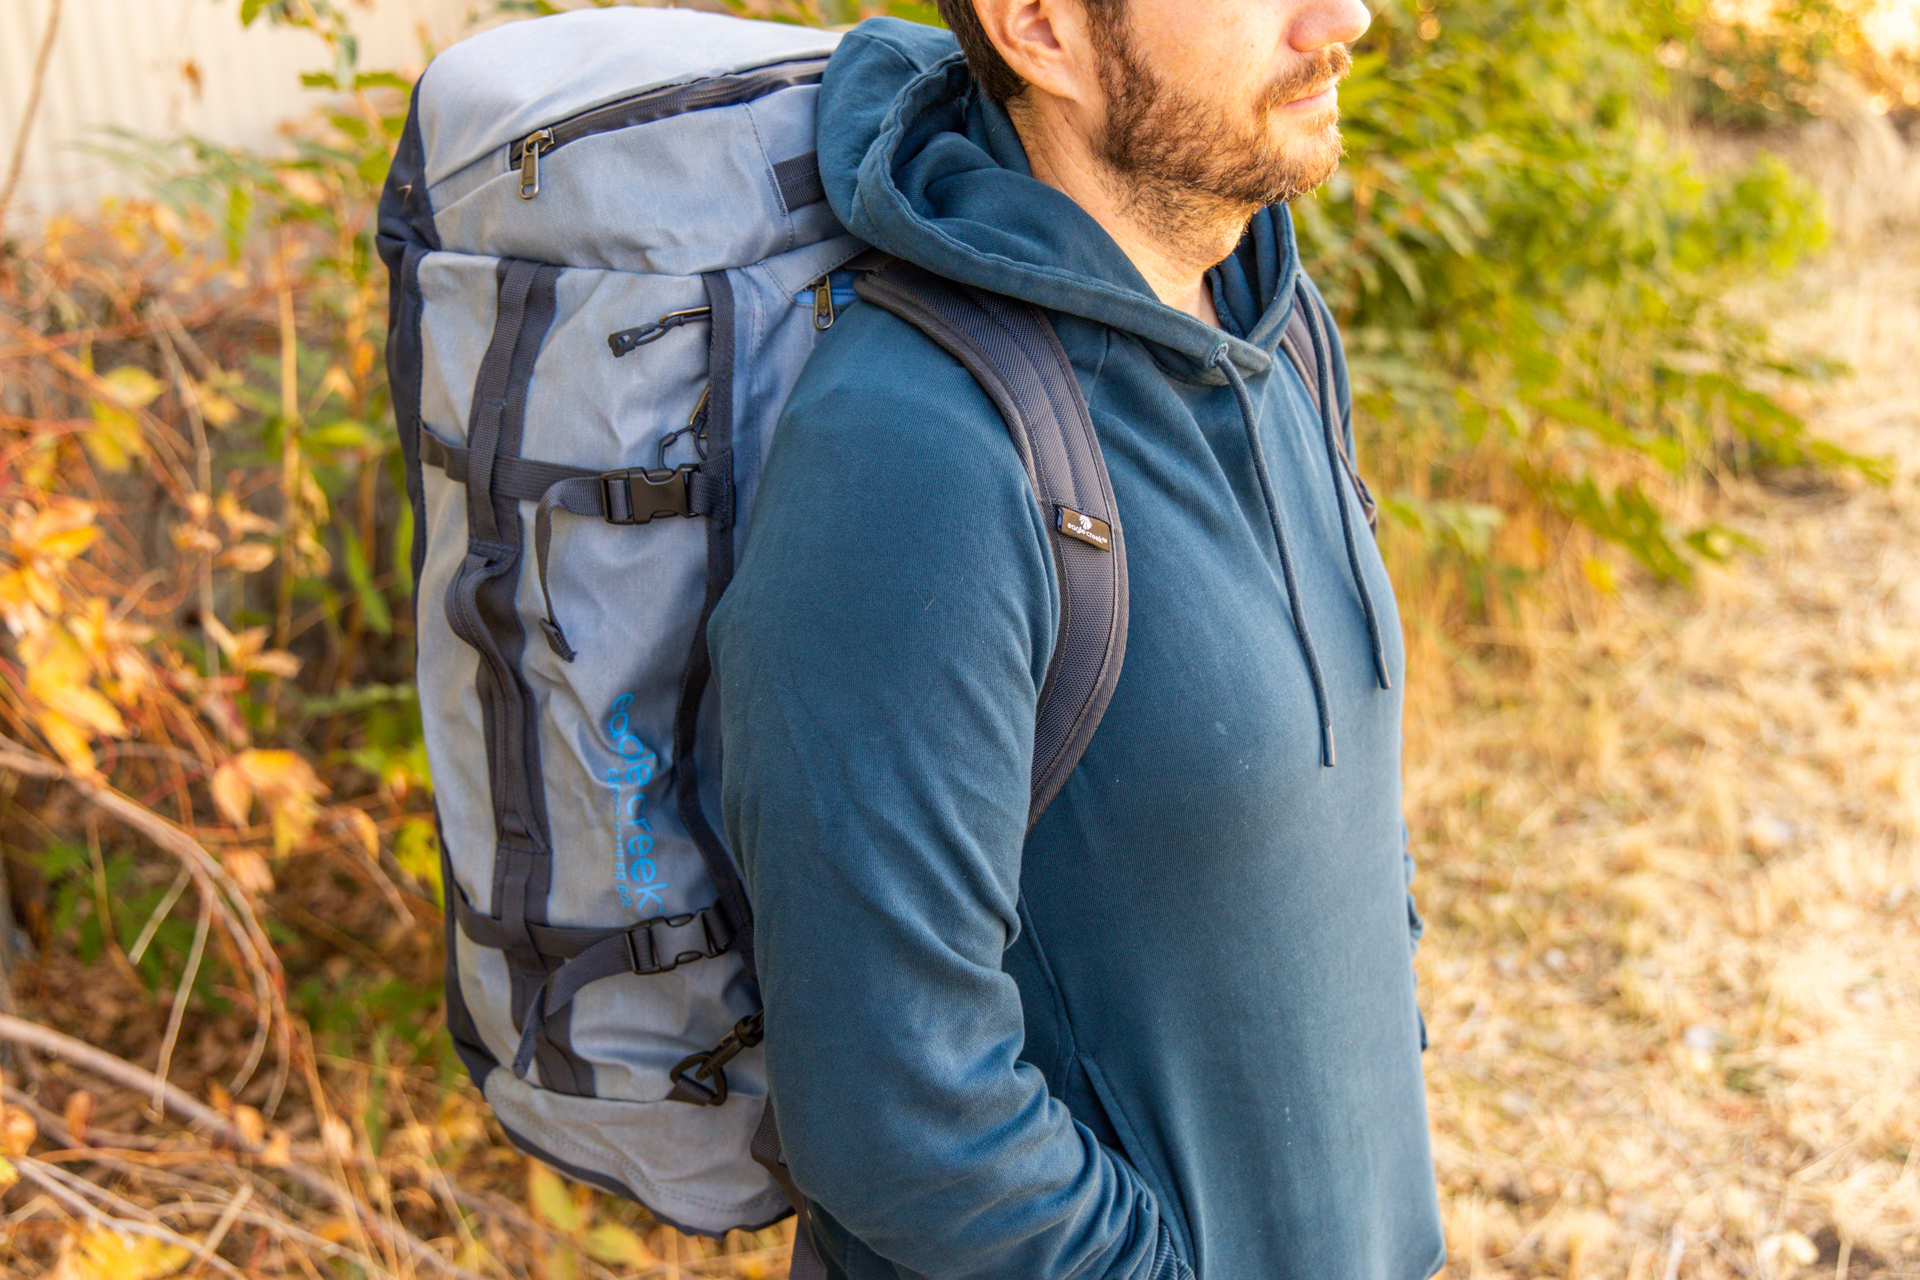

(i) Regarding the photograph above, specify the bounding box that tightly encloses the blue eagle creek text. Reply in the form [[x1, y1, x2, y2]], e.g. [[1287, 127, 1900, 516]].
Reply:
[[603, 694, 668, 912]]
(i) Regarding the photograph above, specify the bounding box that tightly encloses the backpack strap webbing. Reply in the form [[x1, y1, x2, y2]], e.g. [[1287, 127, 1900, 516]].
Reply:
[[854, 259, 1129, 831], [1278, 286, 1378, 533]]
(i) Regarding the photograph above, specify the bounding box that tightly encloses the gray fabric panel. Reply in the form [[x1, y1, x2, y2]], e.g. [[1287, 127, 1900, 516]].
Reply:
[[416, 252, 503, 447], [726, 236, 869, 567], [484, 1065, 786, 1235], [418, 8, 839, 187], [431, 90, 829, 279]]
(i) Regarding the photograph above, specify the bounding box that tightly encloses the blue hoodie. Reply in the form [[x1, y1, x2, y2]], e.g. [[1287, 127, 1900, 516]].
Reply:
[[710, 19, 1444, 1280]]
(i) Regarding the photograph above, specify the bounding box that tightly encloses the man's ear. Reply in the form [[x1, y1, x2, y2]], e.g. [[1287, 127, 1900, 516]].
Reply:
[[972, 0, 1102, 108]]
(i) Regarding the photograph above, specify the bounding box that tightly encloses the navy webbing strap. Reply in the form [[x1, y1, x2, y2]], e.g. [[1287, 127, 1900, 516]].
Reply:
[[666, 271, 759, 981], [1278, 291, 1377, 533], [771, 153, 826, 213], [854, 259, 1129, 829], [502, 901, 737, 1079], [448, 258, 598, 1094], [417, 432, 732, 661]]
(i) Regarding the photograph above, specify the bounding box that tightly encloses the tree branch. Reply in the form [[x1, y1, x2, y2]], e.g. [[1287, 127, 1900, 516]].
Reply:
[[0, 0, 64, 226]]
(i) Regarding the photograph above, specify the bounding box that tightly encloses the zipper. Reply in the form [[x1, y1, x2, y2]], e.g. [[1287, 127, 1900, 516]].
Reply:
[[796, 271, 861, 329], [510, 58, 829, 201], [518, 128, 554, 199]]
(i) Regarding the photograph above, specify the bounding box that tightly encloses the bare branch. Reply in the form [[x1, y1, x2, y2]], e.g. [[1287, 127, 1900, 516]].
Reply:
[[0, 0, 62, 225]]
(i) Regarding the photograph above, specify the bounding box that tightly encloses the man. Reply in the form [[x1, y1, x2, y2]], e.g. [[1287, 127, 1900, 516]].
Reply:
[[709, 0, 1444, 1276]]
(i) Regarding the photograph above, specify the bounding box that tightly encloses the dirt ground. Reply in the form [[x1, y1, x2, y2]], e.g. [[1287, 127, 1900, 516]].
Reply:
[[1404, 108, 1920, 1280]]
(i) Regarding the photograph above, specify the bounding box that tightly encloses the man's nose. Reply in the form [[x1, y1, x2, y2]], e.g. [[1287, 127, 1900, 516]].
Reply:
[[1289, 0, 1371, 51]]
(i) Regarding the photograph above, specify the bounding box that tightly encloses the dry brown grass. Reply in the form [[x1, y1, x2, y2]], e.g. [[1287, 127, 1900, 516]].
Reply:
[[1401, 99, 1920, 1280]]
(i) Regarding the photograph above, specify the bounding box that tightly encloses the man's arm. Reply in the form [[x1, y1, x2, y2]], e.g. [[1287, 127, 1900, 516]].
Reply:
[[710, 315, 1181, 1280]]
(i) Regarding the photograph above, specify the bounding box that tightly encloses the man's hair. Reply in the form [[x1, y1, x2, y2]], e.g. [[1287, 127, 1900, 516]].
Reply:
[[934, 0, 1122, 106]]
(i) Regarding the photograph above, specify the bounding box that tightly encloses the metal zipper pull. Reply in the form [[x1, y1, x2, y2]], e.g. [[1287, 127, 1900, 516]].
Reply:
[[518, 128, 555, 199], [812, 276, 836, 330]]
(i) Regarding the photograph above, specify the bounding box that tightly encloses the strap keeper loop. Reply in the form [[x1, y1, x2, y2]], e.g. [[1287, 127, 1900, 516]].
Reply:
[[625, 920, 657, 975]]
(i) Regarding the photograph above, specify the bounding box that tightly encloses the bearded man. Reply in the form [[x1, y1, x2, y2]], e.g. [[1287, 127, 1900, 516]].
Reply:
[[708, 1, 1445, 1277]]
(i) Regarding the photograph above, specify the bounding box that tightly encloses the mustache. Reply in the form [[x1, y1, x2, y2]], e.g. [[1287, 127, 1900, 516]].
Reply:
[[1262, 44, 1354, 109]]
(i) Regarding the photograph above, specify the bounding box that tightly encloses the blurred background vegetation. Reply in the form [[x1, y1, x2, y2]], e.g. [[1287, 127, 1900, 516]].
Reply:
[[0, 0, 1914, 1276]]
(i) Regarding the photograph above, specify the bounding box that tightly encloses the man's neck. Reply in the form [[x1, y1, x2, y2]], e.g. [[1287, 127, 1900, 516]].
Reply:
[[1010, 97, 1249, 328]]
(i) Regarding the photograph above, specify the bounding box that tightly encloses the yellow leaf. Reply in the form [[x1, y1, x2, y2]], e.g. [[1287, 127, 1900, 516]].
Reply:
[[99, 365, 167, 408], [584, 1223, 657, 1267], [233, 1105, 266, 1148], [58, 1229, 189, 1280], [0, 1156, 16, 1192], [37, 525, 99, 561], [1581, 554, 1617, 596], [259, 1128, 293, 1168], [37, 711, 99, 777], [528, 1162, 586, 1235], [171, 523, 223, 554], [18, 499, 99, 561], [0, 566, 57, 620], [247, 648, 302, 680], [211, 760, 252, 827], [0, 1104, 37, 1156], [547, 1243, 584, 1280], [270, 801, 318, 856], [215, 491, 276, 538], [223, 849, 275, 895], [395, 819, 441, 904], [233, 749, 323, 803], [82, 400, 147, 473], [39, 684, 126, 739], [199, 389, 240, 429], [338, 806, 381, 858], [21, 436, 57, 491], [218, 542, 278, 573]]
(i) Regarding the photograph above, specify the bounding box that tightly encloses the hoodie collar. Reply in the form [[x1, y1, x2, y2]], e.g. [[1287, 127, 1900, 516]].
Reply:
[[819, 18, 1303, 382]]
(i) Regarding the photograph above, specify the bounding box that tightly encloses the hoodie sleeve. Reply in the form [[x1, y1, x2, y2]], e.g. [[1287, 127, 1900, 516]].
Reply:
[[710, 310, 1183, 1280]]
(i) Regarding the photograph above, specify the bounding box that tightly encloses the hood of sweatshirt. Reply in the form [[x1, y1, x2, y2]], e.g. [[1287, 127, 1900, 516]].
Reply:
[[816, 17, 1300, 384]]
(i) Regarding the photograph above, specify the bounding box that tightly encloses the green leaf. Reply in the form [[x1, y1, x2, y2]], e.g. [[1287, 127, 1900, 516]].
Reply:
[[338, 523, 394, 637], [884, 1, 945, 24]]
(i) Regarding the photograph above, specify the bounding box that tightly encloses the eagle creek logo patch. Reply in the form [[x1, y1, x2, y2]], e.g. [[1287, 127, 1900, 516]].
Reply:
[[602, 694, 668, 913], [1055, 504, 1112, 551]]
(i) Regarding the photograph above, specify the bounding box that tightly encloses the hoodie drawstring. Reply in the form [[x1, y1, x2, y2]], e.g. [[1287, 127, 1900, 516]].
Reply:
[[1215, 352, 1338, 767], [1298, 288, 1393, 694]]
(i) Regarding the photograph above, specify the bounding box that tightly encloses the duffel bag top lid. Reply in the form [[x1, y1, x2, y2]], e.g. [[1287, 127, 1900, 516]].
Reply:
[[418, 8, 843, 189]]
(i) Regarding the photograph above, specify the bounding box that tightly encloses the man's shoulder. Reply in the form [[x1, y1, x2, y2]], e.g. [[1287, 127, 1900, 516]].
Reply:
[[755, 288, 1048, 541], [782, 290, 1008, 447]]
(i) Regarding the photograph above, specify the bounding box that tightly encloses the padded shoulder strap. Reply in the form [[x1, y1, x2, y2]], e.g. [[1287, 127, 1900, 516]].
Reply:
[[854, 259, 1128, 831], [1277, 297, 1324, 421], [1279, 286, 1378, 534]]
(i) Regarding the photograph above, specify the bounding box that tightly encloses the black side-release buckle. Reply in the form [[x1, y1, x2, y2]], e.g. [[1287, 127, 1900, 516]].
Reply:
[[601, 465, 696, 525], [667, 1012, 765, 1108]]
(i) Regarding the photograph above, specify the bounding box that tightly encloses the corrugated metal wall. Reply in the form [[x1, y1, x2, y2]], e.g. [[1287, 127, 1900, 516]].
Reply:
[[0, 0, 480, 216]]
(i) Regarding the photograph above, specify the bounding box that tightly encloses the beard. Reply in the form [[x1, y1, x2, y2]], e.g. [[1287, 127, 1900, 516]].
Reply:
[[1090, 17, 1351, 234]]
